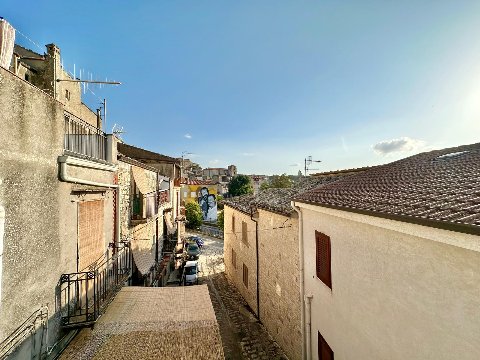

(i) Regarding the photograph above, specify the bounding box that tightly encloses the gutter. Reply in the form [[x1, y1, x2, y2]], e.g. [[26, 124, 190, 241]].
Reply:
[[58, 156, 118, 188], [292, 201, 306, 360]]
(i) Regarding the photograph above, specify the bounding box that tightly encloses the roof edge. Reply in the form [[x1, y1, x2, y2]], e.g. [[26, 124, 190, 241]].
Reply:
[[294, 200, 480, 237]]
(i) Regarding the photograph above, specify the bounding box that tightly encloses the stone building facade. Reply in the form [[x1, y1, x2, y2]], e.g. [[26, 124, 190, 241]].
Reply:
[[224, 176, 351, 360], [0, 58, 117, 358]]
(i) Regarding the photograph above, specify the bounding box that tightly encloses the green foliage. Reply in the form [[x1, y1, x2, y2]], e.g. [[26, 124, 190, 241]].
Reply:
[[185, 201, 203, 229], [228, 175, 254, 196], [261, 173, 293, 190], [217, 194, 224, 210], [217, 210, 224, 229]]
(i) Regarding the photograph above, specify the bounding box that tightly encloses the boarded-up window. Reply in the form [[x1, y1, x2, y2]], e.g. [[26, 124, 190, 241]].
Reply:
[[242, 221, 248, 245], [78, 200, 105, 271], [318, 332, 334, 360], [315, 231, 331, 289], [243, 263, 248, 288], [232, 248, 237, 269]]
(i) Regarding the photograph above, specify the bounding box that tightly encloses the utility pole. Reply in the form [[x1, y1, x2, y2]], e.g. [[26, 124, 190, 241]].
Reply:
[[304, 156, 321, 176]]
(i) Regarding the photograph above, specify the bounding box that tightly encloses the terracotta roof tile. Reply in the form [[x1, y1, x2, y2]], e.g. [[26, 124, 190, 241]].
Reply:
[[295, 143, 480, 231]]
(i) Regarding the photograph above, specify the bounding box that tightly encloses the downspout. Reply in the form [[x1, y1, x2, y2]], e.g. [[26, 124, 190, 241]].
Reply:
[[250, 207, 260, 319], [305, 294, 313, 360], [292, 201, 306, 360]]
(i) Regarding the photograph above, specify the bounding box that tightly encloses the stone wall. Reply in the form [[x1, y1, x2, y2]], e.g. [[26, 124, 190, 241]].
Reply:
[[223, 205, 258, 314], [257, 209, 301, 360]]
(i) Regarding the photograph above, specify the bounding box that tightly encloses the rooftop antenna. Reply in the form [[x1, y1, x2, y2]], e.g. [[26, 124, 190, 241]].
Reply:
[[112, 123, 125, 139], [304, 156, 321, 176]]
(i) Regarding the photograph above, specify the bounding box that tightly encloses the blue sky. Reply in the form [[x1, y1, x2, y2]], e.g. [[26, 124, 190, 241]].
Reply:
[[3, 1, 480, 174]]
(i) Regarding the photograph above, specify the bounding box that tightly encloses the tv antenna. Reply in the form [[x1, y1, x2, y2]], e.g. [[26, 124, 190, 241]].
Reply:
[[112, 124, 125, 139], [304, 156, 321, 176]]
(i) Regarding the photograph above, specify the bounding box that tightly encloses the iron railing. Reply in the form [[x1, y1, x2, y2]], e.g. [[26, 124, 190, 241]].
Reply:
[[59, 245, 131, 328], [64, 111, 107, 161], [0, 306, 48, 360]]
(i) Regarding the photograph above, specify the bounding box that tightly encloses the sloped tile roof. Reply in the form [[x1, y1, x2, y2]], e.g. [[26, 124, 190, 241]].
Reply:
[[118, 142, 177, 163], [182, 179, 217, 185], [225, 175, 350, 216], [295, 143, 480, 232]]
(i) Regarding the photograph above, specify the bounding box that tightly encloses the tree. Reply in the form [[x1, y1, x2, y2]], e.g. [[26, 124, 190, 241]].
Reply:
[[185, 202, 203, 229], [228, 175, 253, 196], [217, 210, 224, 229], [260, 173, 292, 190]]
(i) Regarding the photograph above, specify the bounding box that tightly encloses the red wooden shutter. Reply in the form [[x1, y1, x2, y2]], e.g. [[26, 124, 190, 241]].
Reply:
[[315, 231, 332, 288], [318, 332, 334, 360]]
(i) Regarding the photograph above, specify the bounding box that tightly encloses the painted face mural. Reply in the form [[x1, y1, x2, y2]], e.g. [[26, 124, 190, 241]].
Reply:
[[197, 187, 217, 221]]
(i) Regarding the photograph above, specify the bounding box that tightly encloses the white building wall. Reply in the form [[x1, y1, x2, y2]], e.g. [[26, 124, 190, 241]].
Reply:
[[298, 203, 480, 360]]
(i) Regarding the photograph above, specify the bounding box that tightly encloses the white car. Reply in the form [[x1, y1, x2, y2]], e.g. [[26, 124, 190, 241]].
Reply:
[[183, 261, 200, 285]]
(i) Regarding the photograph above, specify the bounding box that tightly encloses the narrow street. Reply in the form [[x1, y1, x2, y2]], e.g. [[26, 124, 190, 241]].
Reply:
[[187, 232, 288, 360]]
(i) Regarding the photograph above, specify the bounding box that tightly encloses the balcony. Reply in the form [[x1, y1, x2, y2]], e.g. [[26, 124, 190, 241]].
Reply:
[[59, 245, 131, 328], [64, 111, 107, 161]]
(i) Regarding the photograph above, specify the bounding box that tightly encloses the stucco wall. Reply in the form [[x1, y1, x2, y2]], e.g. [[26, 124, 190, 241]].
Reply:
[[0, 67, 115, 353], [257, 209, 301, 360], [299, 203, 480, 360], [223, 205, 258, 314]]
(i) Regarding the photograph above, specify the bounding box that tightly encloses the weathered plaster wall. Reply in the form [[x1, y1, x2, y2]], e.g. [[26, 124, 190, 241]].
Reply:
[[0, 67, 114, 353], [0, 66, 73, 343], [257, 209, 301, 360], [223, 205, 258, 314], [300, 203, 480, 360]]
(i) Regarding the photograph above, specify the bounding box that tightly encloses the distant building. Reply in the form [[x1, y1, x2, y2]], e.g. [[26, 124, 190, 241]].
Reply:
[[202, 165, 237, 195], [247, 175, 268, 195]]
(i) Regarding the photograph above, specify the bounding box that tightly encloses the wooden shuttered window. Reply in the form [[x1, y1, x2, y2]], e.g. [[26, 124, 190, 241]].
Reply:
[[315, 231, 332, 289], [242, 221, 248, 245], [232, 248, 237, 269], [232, 215, 235, 233], [318, 332, 334, 360], [243, 263, 248, 288]]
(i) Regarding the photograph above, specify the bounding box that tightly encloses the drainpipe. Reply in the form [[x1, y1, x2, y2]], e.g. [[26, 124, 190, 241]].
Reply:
[[305, 294, 313, 360], [292, 201, 306, 360], [250, 207, 260, 319]]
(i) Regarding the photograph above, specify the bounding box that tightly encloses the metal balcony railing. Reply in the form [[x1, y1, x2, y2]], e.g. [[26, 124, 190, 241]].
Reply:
[[59, 245, 131, 328], [64, 111, 107, 161]]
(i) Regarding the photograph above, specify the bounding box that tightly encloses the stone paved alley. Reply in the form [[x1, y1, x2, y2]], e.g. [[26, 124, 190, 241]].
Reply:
[[192, 232, 288, 360]]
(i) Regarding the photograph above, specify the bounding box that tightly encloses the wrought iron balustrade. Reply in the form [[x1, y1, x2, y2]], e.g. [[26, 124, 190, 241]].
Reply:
[[59, 245, 131, 328], [64, 111, 107, 161]]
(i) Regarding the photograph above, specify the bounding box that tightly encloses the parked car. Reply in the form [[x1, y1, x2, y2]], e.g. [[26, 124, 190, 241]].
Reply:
[[194, 236, 204, 248], [186, 243, 200, 260], [183, 261, 199, 285]]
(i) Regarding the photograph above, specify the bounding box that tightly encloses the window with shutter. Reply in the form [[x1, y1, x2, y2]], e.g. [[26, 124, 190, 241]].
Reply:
[[242, 221, 248, 245], [232, 215, 235, 233], [318, 332, 334, 360], [243, 263, 248, 288], [232, 249, 237, 269], [315, 231, 332, 289]]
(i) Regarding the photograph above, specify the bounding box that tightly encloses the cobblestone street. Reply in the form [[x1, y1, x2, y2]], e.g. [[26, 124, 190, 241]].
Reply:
[[190, 232, 288, 360]]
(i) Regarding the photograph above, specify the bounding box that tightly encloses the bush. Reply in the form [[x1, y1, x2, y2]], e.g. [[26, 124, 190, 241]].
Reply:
[[185, 202, 203, 229]]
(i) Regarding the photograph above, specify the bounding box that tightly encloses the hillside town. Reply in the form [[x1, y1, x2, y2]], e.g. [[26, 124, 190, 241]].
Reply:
[[1, 9, 480, 360]]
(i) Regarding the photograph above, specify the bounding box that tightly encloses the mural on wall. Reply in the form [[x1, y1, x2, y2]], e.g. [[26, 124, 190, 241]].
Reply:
[[197, 187, 217, 221]]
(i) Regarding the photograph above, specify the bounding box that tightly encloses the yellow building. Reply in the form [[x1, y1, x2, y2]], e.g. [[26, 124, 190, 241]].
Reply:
[[181, 180, 218, 222]]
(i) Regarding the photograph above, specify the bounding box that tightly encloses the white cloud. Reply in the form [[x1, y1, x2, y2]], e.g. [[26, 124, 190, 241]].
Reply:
[[341, 136, 349, 153], [289, 163, 300, 167], [184, 133, 192, 139], [241, 152, 255, 156], [209, 159, 220, 165], [373, 137, 426, 155]]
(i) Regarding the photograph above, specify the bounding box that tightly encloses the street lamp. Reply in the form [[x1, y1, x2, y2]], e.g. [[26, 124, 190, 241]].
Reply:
[[304, 156, 321, 176]]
